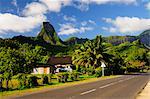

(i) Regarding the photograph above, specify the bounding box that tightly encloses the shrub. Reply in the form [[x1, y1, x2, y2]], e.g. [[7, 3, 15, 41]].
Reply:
[[14, 73, 27, 90], [95, 67, 102, 77], [48, 74, 53, 84], [27, 75, 39, 88], [56, 72, 69, 83], [0, 74, 3, 91], [42, 75, 49, 84], [86, 66, 95, 76], [69, 71, 79, 81]]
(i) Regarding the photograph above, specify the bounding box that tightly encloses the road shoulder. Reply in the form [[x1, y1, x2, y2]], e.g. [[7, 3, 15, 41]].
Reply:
[[136, 80, 150, 99]]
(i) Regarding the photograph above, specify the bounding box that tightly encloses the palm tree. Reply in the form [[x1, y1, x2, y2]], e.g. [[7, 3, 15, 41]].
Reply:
[[72, 35, 108, 69]]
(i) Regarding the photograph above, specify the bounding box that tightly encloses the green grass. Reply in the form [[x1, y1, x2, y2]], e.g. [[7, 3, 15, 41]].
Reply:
[[0, 75, 120, 98]]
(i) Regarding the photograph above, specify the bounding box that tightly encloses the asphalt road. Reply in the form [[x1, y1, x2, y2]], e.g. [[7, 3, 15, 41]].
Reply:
[[13, 73, 150, 99]]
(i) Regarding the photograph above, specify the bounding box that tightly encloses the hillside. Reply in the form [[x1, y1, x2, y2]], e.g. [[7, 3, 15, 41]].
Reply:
[[103, 36, 138, 45], [37, 22, 64, 45], [139, 29, 150, 47], [64, 37, 88, 45]]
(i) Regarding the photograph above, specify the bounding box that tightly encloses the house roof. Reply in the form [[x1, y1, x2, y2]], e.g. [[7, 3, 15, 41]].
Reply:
[[35, 63, 52, 67], [47, 56, 72, 65]]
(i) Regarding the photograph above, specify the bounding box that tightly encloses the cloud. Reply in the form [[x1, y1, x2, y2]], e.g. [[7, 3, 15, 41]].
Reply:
[[0, 13, 46, 34], [23, 0, 72, 16], [58, 23, 93, 35], [81, 0, 137, 5], [11, 0, 17, 7], [75, 0, 137, 11], [22, 2, 47, 16], [63, 15, 76, 22], [39, 0, 72, 12], [103, 16, 150, 33], [0, 0, 72, 35], [145, 2, 150, 10], [81, 20, 96, 26]]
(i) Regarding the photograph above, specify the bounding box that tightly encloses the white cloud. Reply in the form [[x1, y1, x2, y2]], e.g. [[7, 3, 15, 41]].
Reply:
[[63, 15, 76, 22], [22, 2, 47, 16], [39, 0, 72, 12], [0, 0, 72, 35], [81, 20, 96, 26], [146, 2, 150, 10], [58, 23, 93, 35], [76, 0, 137, 11], [81, 21, 88, 26], [80, 0, 137, 5], [103, 16, 150, 33], [0, 13, 46, 34], [11, 0, 17, 7]]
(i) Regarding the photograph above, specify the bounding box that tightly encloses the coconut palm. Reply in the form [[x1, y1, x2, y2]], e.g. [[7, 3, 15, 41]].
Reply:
[[72, 35, 108, 68]]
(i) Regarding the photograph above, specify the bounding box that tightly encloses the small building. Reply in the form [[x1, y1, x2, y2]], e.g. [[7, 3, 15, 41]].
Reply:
[[47, 56, 73, 73], [32, 56, 73, 74]]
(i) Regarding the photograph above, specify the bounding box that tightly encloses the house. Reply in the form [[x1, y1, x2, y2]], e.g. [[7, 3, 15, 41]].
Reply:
[[47, 56, 73, 73], [32, 56, 73, 74]]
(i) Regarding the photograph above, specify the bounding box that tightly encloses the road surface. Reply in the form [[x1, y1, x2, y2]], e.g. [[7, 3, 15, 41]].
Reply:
[[13, 73, 150, 99]]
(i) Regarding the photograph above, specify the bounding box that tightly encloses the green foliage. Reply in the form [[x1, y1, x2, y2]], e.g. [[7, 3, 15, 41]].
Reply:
[[95, 67, 102, 77], [86, 66, 95, 76], [42, 75, 49, 84], [107, 40, 149, 73], [27, 75, 39, 88], [69, 71, 79, 81], [56, 72, 69, 83], [72, 35, 107, 69], [48, 74, 53, 84], [14, 73, 27, 89]]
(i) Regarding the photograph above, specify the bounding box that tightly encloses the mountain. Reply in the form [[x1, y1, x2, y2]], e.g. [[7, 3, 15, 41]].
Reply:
[[64, 37, 88, 45], [139, 29, 150, 47], [37, 22, 64, 45], [103, 36, 137, 45]]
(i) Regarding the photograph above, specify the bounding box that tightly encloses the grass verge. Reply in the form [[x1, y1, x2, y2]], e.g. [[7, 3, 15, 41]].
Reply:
[[0, 75, 120, 99]]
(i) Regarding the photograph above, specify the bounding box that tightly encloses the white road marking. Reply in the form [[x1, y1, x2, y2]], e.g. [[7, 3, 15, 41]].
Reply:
[[80, 89, 96, 95], [99, 76, 135, 89]]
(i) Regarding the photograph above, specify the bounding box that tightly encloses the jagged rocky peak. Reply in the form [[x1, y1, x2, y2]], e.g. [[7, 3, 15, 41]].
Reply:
[[37, 22, 64, 45]]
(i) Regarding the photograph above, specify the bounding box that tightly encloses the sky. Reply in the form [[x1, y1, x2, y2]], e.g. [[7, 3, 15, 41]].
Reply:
[[0, 0, 150, 40]]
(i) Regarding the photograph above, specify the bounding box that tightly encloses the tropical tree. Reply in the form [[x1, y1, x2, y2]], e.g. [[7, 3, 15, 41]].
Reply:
[[72, 36, 109, 71], [0, 47, 20, 89]]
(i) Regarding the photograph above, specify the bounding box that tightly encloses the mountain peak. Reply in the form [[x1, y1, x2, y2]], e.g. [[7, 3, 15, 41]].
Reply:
[[37, 22, 64, 45]]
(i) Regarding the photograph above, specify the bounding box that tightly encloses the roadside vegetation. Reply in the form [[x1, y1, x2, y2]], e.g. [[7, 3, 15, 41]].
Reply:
[[0, 35, 149, 94]]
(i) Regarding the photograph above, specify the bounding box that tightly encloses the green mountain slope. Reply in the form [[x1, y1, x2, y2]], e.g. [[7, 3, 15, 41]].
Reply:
[[64, 37, 88, 45], [103, 36, 138, 45], [37, 22, 64, 45], [139, 29, 150, 47]]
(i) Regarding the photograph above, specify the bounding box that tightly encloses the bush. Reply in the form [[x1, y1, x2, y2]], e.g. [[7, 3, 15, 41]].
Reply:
[[56, 72, 69, 83], [42, 75, 49, 84], [27, 75, 39, 88], [0, 74, 3, 91], [14, 73, 27, 90], [104, 68, 111, 76], [80, 66, 87, 74], [95, 67, 102, 77], [48, 74, 53, 84], [86, 66, 95, 76], [69, 71, 79, 81]]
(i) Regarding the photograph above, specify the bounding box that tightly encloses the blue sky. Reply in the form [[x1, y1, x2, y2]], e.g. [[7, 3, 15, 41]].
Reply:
[[0, 0, 150, 40]]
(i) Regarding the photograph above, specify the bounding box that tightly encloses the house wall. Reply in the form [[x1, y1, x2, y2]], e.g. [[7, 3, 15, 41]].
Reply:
[[32, 67, 50, 74]]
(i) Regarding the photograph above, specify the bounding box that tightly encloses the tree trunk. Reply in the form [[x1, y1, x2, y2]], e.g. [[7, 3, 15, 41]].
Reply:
[[6, 80, 9, 90], [0, 79, 2, 90]]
